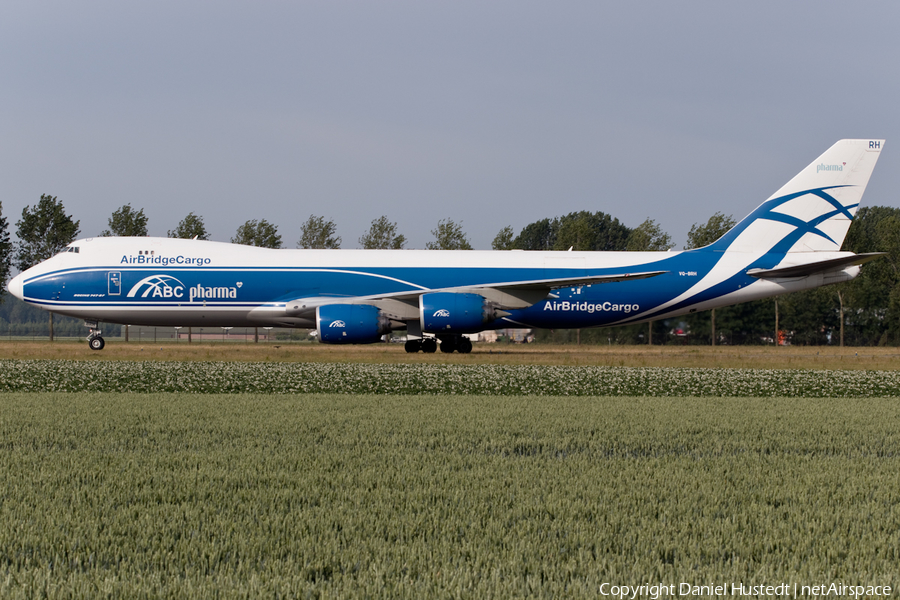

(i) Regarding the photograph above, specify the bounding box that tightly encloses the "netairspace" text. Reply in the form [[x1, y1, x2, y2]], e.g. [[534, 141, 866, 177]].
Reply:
[[598, 582, 892, 599]]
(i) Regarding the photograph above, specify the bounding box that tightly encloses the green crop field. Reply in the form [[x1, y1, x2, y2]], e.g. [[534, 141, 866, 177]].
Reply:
[[4, 359, 900, 396], [1, 391, 898, 598]]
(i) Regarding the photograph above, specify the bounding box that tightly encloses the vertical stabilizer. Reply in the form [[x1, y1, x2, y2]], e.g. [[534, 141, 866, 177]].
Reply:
[[709, 139, 885, 254]]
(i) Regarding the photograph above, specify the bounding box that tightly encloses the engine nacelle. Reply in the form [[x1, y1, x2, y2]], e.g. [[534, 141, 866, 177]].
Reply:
[[316, 304, 391, 344], [420, 292, 501, 334]]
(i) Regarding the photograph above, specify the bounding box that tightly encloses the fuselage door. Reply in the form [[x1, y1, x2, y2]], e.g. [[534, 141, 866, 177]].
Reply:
[[108, 272, 122, 295]]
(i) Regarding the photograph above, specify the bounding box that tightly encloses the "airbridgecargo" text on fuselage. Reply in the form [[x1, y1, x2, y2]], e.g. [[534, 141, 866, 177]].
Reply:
[[543, 300, 639, 313], [120, 254, 212, 266]]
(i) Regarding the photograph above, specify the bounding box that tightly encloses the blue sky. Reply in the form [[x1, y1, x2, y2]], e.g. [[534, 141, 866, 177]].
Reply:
[[2, 1, 897, 250]]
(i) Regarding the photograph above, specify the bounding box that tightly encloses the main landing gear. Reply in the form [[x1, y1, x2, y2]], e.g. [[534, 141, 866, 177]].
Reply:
[[405, 335, 472, 354], [404, 338, 436, 353]]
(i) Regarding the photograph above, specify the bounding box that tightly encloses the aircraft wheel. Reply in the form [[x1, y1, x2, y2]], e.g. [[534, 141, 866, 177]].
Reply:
[[458, 337, 473, 354], [421, 338, 437, 353], [439, 337, 457, 353], [89, 336, 105, 351], [404, 340, 421, 353]]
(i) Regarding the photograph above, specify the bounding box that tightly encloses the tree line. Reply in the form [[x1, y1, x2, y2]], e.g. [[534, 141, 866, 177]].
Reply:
[[2, 195, 900, 346], [0, 197, 476, 299]]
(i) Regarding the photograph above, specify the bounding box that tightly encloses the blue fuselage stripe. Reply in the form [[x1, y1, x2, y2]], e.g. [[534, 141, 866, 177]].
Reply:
[[19, 249, 755, 328]]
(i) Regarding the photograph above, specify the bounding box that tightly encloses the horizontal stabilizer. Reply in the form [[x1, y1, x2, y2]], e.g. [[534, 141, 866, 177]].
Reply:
[[746, 253, 885, 279]]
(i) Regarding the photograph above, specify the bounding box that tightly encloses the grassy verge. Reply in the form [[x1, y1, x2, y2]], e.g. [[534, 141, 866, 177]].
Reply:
[[1, 393, 898, 598], [2, 340, 900, 370]]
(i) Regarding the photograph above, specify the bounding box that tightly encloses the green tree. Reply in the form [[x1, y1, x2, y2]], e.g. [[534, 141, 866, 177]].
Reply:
[[359, 216, 406, 249], [693, 208, 900, 348], [15, 195, 81, 340], [168, 212, 209, 240], [778, 287, 839, 346], [232, 218, 282, 343], [100, 204, 148, 237], [426, 219, 472, 250], [841, 206, 900, 345], [513, 218, 557, 251], [554, 213, 594, 251], [491, 226, 515, 250], [554, 211, 631, 251], [683, 296, 776, 346], [15, 195, 81, 272], [232, 219, 282, 248], [0, 297, 83, 336], [0, 202, 11, 301], [623, 218, 672, 343], [626, 218, 672, 251], [685, 212, 736, 249], [298, 215, 341, 249], [512, 212, 632, 252], [684, 212, 737, 345], [510, 211, 632, 344]]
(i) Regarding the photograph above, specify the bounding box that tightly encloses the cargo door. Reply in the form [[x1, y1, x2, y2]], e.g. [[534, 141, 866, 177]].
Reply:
[[108, 272, 121, 295]]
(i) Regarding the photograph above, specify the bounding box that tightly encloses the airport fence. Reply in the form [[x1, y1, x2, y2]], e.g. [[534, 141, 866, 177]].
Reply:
[[0, 325, 318, 344]]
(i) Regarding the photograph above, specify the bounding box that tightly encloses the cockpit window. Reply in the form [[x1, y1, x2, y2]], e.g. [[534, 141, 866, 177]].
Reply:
[[58, 246, 80, 255]]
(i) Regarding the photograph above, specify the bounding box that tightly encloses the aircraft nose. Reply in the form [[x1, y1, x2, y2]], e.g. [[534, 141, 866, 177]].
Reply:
[[7, 272, 24, 301]]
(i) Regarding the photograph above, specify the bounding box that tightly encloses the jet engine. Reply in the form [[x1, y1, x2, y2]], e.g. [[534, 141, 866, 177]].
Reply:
[[419, 292, 505, 333], [316, 304, 391, 344]]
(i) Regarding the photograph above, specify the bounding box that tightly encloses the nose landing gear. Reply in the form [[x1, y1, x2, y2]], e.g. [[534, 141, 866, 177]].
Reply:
[[85, 321, 105, 350], [88, 334, 105, 350]]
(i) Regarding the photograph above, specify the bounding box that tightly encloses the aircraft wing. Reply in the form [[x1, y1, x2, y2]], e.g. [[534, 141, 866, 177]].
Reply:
[[746, 253, 885, 279], [466, 269, 668, 291], [284, 269, 667, 318], [436, 270, 668, 309]]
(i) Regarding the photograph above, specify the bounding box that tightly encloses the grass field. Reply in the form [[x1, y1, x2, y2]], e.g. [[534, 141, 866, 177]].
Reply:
[[1, 393, 898, 598], [2, 340, 900, 370], [4, 359, 900, 397]]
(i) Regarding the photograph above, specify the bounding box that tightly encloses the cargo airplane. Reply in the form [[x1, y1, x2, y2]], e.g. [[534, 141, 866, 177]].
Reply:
[[7, 139, 886, 352]]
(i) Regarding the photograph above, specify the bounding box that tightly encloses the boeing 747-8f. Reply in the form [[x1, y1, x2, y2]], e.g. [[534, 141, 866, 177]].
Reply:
[[7, 139, 886, 352]]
